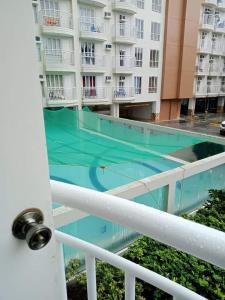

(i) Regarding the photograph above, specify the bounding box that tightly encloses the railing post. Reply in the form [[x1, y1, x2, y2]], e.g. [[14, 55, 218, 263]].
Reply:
[[166, 183, 176, 214], [85, 254, 97, 300], [57, 241, 68, 300], [125, 272, 135, 300]]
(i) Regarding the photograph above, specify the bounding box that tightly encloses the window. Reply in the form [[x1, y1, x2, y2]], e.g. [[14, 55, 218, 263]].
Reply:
[[151, 22, 160, 41], [150, 50, 159, 68], [196, 76, 203, 92], [134, 77, 142, 94], [152, 0, 162, 13], [80, 7, 95, 31], [135, 48, 143, 67], [148, 77, 158, 93], [82, 76, 96, 97], [135, 19, 144, 39], [44, 38, 62, 63], [81, 42, 95, 65], [137, 0, 144, 9], [46, 74, 64, 100]]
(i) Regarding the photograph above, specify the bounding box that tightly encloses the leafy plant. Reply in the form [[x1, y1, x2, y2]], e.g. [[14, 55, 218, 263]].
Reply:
[[66, 190, 225, 300]]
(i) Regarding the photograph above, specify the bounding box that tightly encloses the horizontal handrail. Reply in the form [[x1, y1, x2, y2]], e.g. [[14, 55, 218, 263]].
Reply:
[[51, 180, 225, 268], [56, 231, 206, 300]]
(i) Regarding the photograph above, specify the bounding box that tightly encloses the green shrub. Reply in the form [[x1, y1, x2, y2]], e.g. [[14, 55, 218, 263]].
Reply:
[[66, 190, 225, 300]]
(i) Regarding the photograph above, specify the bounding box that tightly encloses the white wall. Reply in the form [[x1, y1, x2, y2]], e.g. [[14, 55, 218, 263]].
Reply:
[[0, 1, 66, 299]]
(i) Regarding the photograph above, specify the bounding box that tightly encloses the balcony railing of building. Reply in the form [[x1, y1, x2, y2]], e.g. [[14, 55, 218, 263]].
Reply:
[[46, 87, 76, 103], [82, 87, 106, 100], [196, 61, 209, 74], [80, 17, 105, 35], [39, 9, 73, 30], [195, 83, 207, 95], [113, 86, 134, 99], [44, 49, 74, 66], [212, 40, 222, 54], [113, 56, 135, 69], [201, 14, 214, 28], [198, 39, 212, 52], [51, 173, 225, 300], [113, 23, 136, 43], [218, 0, 225, 9], [220, 85, 225, 93], [209, 62, 220, 74], [207, 84, 220, 94], [81, 54, 105, 68], [214, 18, 225, 32]]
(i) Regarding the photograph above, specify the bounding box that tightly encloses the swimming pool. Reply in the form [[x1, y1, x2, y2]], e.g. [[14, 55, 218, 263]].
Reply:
[[44, 108, 224, 262]]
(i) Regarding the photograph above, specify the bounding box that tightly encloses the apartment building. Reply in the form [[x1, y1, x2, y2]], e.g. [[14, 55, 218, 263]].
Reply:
[[190, 0, 225, 115], [32, 0, 165, 120], [160, 0, 225, 121]]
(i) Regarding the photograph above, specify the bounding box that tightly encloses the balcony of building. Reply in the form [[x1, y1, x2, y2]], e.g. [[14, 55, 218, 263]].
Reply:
[[203, 0, 217, 5], [81, 55, 106, 73], [39, 9, 73, 37], [197, 39, 212, 53], [43, 49, 75, 72], [46, 87, 77, 106], [78, 0, 107, 7], [209, 62, 220, 75], [113, 23, 136, 44], [220, 84, 225, 94], [195, 82, 207, 97], [196, 61, 209, 75], [113, 56, 135, 74], [79, 17, 106, 41], [214, 19, 225, 33], [200, 14, 215, 31], [212, 40, 222, 55], [112, 0, 137, 15], [113, 86, 135, 102], [218, 0, 225, 10], [207, 84, 220, 95], [82, 87, 109, 104]]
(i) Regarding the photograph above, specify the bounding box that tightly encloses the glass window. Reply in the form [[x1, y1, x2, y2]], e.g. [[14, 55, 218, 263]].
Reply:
[[150, 50, 159, 68], [135, 19, 144, 39], [137, 0, 144, 9], [134, 76, 142, 94], [152, 0, 162, 13], [135, 48, 143, 67], [148, 77, 158, 93], [151, 22, 161, 41]]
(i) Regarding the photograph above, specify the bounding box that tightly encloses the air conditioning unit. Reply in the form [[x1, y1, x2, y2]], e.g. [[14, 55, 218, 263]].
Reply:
[[105, 76, 112, 82], [39, 75, 44, 81], [32, 0, 38, 6], [104, 12, 112, 19], [35, 36, 41, 43], [119, 76, 126, 81], [120, 15, 126, 23], [105, 44, 112, 51]]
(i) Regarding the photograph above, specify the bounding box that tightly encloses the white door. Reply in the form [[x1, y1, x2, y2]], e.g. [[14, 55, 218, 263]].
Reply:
[[0, 2, 66, 300]]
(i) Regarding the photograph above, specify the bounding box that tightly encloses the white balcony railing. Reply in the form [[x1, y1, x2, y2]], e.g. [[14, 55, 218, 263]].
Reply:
[[51, 178, 225, 300], [81, 54, 105, 68], [113, 56, 135, 68], [212, 41, 222, 53], [46, 87, 76, 102], [44, 49, 74, 65], [218, 0, 225, 9], [198, 39, 212, 52], [39, 9, 73, 29], [114, 23, 136, 40], [207, 84, 220, 94], [209, 62, 220, 73], [82, 87, 106, 99], [80, 17, 105, 34], [113, 86, 134, 98], [196, 61, 209, 73], [201, 14, 214, 27], [195, 83, 207, 95]]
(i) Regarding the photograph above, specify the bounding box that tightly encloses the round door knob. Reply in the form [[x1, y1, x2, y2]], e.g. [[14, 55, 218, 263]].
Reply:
[[12, 208, 52, 250]]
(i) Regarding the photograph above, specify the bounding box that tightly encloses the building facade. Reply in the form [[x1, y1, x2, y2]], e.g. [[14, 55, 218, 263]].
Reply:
[[191, 0, 225, 116], [160, 0, 225, 121], [32, 0, 165, 120]]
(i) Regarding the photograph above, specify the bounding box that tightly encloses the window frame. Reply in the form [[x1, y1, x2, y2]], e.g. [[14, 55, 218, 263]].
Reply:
[[148, 76, 158, 93]]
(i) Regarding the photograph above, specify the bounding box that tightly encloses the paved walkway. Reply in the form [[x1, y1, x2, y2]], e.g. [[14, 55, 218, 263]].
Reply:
[[155, 113, 225, 137]]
